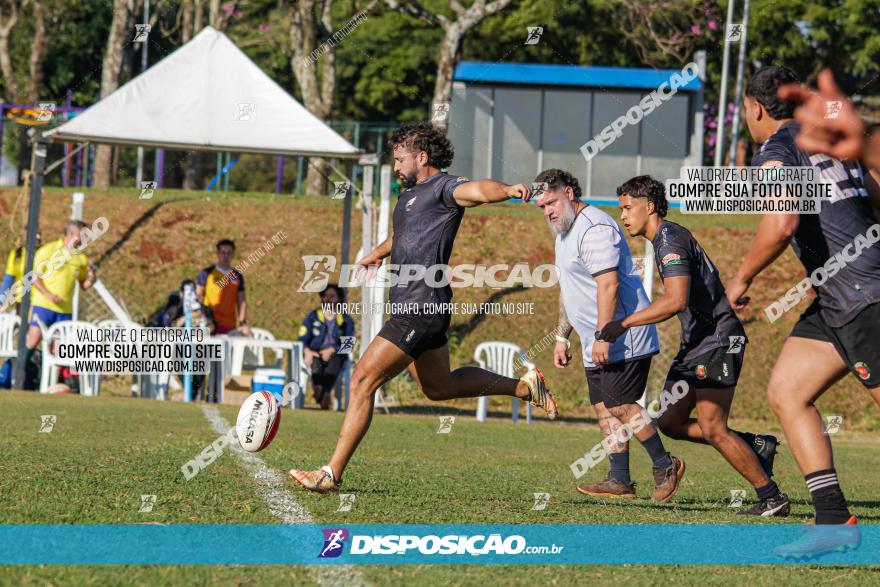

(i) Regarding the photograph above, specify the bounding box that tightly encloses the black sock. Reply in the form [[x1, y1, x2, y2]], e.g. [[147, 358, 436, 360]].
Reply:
[[806, 469, 851, 524], [608, 452, 631, 485], [640, 432, 673, 469], [734, 430, 756, 447], [756, 480, 780, 500]]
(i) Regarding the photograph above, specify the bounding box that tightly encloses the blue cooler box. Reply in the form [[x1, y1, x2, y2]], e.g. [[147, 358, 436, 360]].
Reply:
[[252, 368, 287, 405]]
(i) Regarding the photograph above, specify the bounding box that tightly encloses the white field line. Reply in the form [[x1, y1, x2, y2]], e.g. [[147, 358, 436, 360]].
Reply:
[[201, 405, 368, 587]]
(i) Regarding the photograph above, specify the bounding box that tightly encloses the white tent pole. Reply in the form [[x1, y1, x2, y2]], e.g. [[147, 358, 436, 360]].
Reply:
[[373, 165, 391, 342]]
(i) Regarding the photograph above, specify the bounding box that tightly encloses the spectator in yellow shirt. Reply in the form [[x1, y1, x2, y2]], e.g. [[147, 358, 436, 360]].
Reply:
[[1, 230, 41, 308]]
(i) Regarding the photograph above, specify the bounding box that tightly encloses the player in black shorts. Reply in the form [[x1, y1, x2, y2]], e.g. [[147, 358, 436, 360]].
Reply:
[[725, 66, 880, 553], [289, 122, 558, 493], [600, 176, 790, 516]]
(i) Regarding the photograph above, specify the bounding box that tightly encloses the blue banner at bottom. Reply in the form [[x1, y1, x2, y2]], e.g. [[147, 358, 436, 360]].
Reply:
[[0, 524, 875, 565]]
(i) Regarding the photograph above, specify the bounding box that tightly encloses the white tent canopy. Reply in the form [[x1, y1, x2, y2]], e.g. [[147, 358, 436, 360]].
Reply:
[[45, 27, 360, 158]]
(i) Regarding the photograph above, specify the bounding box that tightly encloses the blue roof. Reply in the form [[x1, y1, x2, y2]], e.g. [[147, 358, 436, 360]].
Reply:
[[454, 61, 702, 91]]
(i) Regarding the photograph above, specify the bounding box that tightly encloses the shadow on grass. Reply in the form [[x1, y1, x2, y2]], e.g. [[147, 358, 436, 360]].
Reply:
[[94, 201, 169, 268]]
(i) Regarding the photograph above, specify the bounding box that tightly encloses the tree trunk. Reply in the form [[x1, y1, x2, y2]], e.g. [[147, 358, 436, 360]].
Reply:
[[93, 0, 131, 188], [17, 0, 49, 181], [0, 2, 19, 100], [25, 0, 47, 103], [289, 0, 336, 196], [431, 24, 462, 129], [194, 0, 204, 31]]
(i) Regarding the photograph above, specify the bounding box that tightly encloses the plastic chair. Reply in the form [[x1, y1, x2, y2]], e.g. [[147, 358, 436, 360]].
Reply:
[[473, 341, 534, 423], [243, 327, 283, 368], [0, 313, 20, 360], [40, 320, 101, 396]]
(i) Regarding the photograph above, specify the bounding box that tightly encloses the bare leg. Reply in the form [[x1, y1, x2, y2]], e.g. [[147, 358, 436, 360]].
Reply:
[[767, 337, 848, 475], [595, 401, 629, 456], [409, 345, 530, 401], [606, 403, 659, 442], [326, 337, 413, 478], [25, 325, 41, 350], [656, 380, 703, 443], [694, 387, 769, 488]]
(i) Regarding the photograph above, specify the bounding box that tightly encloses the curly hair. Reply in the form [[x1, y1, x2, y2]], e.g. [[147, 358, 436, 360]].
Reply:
[[616, 175, 668, 218], [745, 65, 799, 120], [534, 168, 583, 199], [390, 122, 455, 169]]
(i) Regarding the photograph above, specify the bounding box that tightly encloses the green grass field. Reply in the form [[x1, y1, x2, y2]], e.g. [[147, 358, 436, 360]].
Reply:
[[3, 391, 880, 585]]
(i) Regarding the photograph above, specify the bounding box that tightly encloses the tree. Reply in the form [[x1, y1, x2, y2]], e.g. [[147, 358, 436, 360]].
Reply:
[[383, 0, 514, 126], [92, 0, 132, 187], [288, 1, 376, 195], [0, 0, 51, 179], [611, 0, 722, 69]]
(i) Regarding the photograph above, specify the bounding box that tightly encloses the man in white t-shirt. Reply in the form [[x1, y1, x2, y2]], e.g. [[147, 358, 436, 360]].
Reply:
[[535, 168, 684, 502]]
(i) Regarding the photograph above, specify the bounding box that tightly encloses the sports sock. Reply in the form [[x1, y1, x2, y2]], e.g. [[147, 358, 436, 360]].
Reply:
[[734, 430, 756, 447], [805, 469, 851, 524], [639, 432, 673, 469], [608, 452, 631, 485], [755, 480, 780, 500]]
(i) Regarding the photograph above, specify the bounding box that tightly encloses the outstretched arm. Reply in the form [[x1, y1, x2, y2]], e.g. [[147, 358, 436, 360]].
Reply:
[[601, 276, 689, 343], [452, 180, 530, 208], [725, 212, 798, 310]]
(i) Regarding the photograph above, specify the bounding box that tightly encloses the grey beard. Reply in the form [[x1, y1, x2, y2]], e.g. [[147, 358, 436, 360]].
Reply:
[[546, 203, 577, 235]]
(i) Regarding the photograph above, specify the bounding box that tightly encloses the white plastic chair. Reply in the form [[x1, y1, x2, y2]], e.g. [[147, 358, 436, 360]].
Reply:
[[0, 313, 20, 360], [40, 320, 101, 396], [243, 327, 283, 368], [474, 341, 534, 423], [98, 320, 144, 397]]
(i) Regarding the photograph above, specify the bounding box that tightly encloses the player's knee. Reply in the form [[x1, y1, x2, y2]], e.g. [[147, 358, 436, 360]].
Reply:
[[419, 382, 446, 401], [349, 367, 378, 397], [766, 380, 789, 415], [697, 418, 727, 445]]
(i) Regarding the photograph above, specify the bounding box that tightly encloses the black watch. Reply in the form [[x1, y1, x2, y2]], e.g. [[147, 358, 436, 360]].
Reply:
[[594, 329, 605, 342]]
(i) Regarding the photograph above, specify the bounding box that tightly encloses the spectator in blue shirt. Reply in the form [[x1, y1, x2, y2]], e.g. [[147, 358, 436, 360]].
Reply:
[[298, 285, 354, 409]]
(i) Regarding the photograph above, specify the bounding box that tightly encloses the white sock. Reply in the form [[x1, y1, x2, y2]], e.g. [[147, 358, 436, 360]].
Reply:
[[321, 465, 336, 482]]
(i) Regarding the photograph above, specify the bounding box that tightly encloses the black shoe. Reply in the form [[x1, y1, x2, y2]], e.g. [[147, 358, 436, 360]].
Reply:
[[737, 492, 791, 517], [752, 434, 778, 477]]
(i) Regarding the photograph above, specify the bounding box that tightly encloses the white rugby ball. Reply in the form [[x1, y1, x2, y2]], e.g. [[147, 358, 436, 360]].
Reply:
[[236, 391, 281, 452]]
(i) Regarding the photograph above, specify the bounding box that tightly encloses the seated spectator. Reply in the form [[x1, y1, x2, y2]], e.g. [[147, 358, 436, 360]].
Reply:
[[298, 285, 354, 409], [165, 280, 215, 402], [166, 279, 217, 335]]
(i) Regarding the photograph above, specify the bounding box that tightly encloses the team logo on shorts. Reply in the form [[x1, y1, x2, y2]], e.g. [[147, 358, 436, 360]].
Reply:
[[695, 365, 707, 379], [854, 361, 871, 380]]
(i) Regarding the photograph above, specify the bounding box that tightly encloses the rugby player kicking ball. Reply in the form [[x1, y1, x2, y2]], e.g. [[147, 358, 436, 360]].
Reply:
[[289, 122, 557, 493]]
